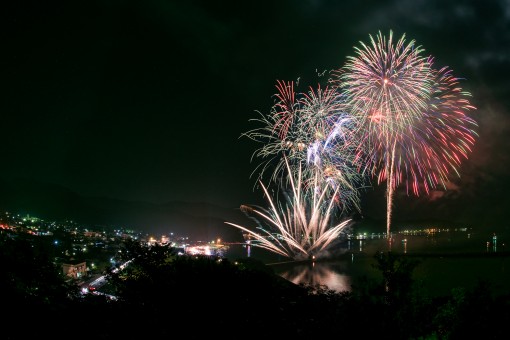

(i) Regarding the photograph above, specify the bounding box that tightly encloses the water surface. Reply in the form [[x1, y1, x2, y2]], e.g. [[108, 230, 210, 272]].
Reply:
[[226, 229, 510, 297]]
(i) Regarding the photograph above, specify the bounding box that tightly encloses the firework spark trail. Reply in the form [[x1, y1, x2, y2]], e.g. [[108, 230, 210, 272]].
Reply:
[[225, 158, 352, 260], [331, 30, 477, 237], [243, 79, 367, 213], [273, 79, 297, 140], [406, 64, 478, 193]]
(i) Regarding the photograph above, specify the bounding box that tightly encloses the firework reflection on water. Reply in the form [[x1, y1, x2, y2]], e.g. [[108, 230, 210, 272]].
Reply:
[[275, 261, 353, 293]]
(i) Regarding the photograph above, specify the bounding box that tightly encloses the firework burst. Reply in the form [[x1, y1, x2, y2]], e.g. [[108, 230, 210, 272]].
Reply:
[[225, 157, 352, 260], [243, 79, 367, 213], [330, 30, 477, 237]]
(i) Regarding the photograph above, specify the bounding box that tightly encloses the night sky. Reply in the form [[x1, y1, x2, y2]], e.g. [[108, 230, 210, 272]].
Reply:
[[2, 0, 509, 231]]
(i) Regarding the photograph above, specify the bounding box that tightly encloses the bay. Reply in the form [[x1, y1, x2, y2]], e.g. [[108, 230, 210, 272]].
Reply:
[[224, 229, 510, 297]]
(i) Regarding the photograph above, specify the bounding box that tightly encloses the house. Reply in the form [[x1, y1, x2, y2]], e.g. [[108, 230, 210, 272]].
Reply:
[[62, 261, 87, 280]]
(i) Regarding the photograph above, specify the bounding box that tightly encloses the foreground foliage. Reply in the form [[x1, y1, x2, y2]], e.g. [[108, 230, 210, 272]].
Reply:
[[2, 235, 509, 339]]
